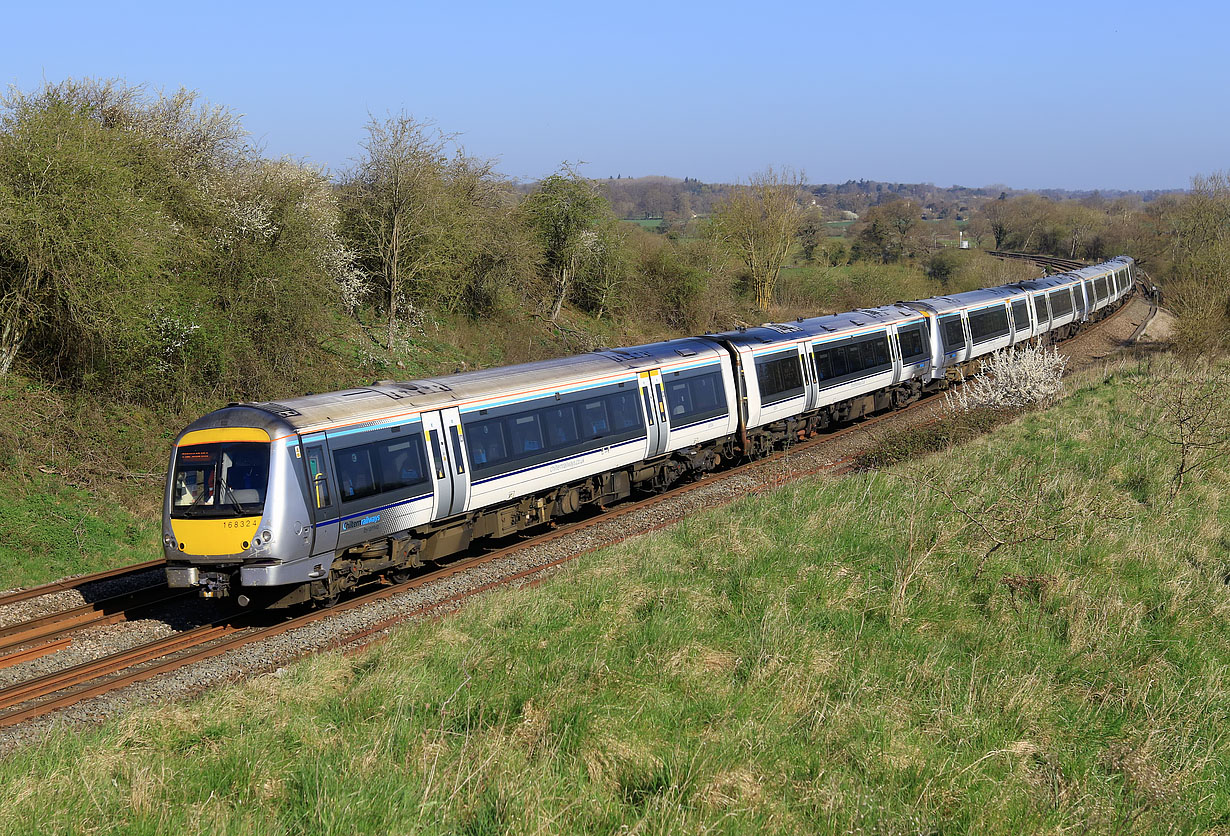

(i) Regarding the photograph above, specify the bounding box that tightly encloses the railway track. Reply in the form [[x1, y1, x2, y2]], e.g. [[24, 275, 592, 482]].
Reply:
[[0, 559, 165, 608], [0, 290, 1148, 732], [988, 250, 1088, 273], [1127, 266, 1160, 343], [0, 585, 192, 670]]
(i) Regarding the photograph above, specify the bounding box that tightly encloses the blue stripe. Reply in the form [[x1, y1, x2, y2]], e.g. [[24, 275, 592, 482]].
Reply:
[[318, 491, 433, 528], [470, 437, 645, 486], [328, 420, 425, 442], [814, 330, 885, 346], [663, 360, 722, 375]]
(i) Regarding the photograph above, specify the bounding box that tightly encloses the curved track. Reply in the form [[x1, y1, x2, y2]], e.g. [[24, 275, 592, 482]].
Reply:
[[0, 288, 1149, 731], [987, 250, 1088, 273]]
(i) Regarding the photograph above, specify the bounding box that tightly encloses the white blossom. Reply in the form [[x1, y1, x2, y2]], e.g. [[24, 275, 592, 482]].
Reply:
[[947, 344, 1068, 412]]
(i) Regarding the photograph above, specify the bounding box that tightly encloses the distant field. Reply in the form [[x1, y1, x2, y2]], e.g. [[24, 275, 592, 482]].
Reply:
[[2, 354, 1226, 834], [621, 218, 667, 229]]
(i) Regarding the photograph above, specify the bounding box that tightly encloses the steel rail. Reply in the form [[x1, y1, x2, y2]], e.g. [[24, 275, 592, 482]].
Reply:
[[0, 587, 190, 654], [0, 560, 166, 608]]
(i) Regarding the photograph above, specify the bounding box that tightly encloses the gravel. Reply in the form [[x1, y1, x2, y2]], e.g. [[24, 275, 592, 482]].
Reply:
[[0, 566, 167, 631], [0, 297, 1162, 753]]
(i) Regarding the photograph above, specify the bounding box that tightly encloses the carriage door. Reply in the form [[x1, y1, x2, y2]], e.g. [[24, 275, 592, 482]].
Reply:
[[800, 342, 820, 410], [421, 411, 455, 522], [304, 437, 338, 556], [638, 370, 670, 457], [439, 407, 470, 517]]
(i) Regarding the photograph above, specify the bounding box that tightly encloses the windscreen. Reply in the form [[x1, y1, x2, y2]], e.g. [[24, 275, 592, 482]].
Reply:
[[170, 442, 270, 518]]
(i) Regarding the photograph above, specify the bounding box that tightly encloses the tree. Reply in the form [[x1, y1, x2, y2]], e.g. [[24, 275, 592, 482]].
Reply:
[[965, 216, 992, 249], [522, 169, 614, 321], [0, 92, 171, 378], [797, 207, 825, 262], [342, 113, 457, 348], [982, 196, 1011, 249], [708, 167, 805, 312], [1001, 194, 1054, 252], [851, 199, 918, 263], [1164, 171, 1230, 354], [1132, 358, 1230, 494], [0, 79, 360, 398], [1059, 203, 1102, 259]]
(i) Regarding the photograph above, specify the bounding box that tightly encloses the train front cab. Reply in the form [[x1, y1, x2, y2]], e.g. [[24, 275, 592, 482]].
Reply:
[[164, 415, 315, 601], [164, 426, 276, 597]]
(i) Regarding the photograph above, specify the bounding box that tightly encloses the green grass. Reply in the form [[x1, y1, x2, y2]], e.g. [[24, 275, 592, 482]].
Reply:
[[0, 354, 1226, 833], [0, 475, 156, 589]]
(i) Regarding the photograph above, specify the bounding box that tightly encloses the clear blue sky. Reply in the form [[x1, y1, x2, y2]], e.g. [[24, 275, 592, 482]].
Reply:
[[6, 1, 1224, 190]]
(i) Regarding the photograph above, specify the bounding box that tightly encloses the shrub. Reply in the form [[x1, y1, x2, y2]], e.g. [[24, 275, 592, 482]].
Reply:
[[947, 345, 1068, 413]]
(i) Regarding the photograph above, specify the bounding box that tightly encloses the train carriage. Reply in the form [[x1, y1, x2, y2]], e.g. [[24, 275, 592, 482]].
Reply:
[[708, 303, 935, 441], [164, 255, 1138, 607], [907, 288, 1017, 379], [166, 340, 739, 606]]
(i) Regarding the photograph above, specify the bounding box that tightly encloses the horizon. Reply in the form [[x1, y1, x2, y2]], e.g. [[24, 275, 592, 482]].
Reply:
[[6, 1, 1224, 192]]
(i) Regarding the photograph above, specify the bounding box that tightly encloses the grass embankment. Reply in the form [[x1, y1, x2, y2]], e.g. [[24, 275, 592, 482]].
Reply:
[[1, 354, 1226, 833]]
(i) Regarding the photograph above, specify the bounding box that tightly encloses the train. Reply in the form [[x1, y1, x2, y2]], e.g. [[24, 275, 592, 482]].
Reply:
[[163, 256, 1137, 607]]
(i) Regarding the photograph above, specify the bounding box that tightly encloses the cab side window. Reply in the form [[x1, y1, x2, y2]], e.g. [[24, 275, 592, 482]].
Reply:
[[305, 445, 332, 509]]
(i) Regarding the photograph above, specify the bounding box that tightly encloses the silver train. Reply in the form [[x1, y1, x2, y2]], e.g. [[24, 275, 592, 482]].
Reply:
[[163, 257, 1136, 606]]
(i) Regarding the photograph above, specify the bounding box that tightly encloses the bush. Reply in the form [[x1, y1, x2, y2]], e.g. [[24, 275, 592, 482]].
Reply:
[[947, 345, 1068, 412]]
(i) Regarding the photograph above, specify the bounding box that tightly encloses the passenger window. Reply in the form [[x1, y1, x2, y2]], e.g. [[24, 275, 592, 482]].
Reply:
[[1033, 296, 1048, 323], [376, 435, 429, 492], [940, 315, 965, 350], [510, 414, 544, 454], [542, 405, 579, 449], [899, 327, 925, 360], [466, 419, 507, 468], [610, 391, 644, 431], [582, 400, 610, 438], [756, 352, 805, 404], [691, 374, 723, 412], [305, 445, 331, 509], [668, 381, 692, 417], [333, 446, 379, 502]]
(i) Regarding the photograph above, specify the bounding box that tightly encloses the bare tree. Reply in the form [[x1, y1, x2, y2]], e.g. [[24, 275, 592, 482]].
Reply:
[[1061, 203, 1102, 259], [343, 113, 454, 348], [709, 166, 805, 312], [1133, 359, 1230, 495], [981, 197, 1011, 250], [1165, 171, 1230, 355]]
